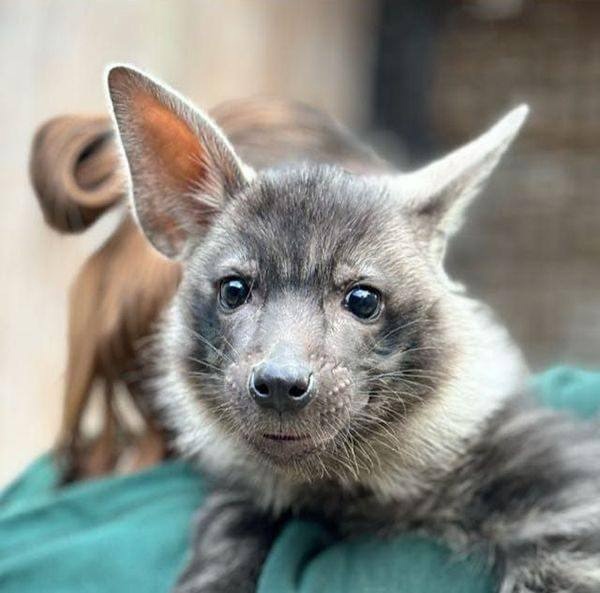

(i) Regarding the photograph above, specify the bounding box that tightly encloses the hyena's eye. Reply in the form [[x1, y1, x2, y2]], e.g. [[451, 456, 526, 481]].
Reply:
[[343, 285, 381, 320], [219, 277, 251, 310]]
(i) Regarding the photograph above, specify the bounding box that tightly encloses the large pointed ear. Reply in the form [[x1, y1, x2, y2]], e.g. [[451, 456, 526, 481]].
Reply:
[[106, 65, 253, 259], [393, 105, 528, 260]]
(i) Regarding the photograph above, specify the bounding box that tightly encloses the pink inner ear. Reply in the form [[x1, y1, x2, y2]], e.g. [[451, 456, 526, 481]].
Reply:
[[133, 89, 207, 193]]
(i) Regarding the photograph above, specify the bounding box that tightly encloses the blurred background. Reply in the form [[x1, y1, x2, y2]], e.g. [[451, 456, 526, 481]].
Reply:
[[1, 0, 599, 485]]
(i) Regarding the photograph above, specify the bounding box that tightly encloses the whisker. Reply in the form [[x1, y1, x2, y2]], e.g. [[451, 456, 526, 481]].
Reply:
[[187, 356, 226, 375], [187, 326, 235, 365]]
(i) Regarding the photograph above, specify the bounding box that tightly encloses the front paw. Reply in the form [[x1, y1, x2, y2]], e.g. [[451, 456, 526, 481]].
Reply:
[[174, 574, 255, 593]]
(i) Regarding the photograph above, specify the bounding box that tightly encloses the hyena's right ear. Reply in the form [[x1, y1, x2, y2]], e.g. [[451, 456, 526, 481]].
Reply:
[[106, 65, 253, 259]]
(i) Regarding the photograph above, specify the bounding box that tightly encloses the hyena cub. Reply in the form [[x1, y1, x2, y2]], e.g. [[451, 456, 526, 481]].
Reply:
[[107, 66, 600, 593]]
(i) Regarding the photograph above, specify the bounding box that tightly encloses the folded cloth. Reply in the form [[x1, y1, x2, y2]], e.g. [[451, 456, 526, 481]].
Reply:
[[1, 367, 598, 593]]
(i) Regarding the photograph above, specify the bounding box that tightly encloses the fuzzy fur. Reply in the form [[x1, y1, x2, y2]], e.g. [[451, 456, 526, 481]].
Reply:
[[106, 66, 600, 593]]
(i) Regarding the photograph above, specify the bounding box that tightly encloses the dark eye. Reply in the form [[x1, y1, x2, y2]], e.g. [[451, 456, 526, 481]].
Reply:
[[219, 277, 251, 310], [343, 285, 381, 320]]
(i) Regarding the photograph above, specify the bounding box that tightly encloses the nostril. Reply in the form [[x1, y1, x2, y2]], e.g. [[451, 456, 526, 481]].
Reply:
[[288, 374, 313, 399], [250, 371, 270, 397], [288, 384, 306, 399], [254, 381, 270, 396]]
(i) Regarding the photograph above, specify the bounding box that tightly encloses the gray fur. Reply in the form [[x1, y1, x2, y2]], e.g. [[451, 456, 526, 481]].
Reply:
[[107, 66, 600, 593], [174, 490, 281, 593]]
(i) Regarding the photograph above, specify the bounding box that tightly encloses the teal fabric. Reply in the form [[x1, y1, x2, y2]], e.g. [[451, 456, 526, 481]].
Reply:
[[0, 460, 205, 593], [1, 367, 599, 593]]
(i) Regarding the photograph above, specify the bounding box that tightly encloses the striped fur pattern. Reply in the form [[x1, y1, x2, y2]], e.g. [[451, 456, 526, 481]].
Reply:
[[175, 490, 283, 593], [175, 395, 600, 593], [105, 66, 600, 593]]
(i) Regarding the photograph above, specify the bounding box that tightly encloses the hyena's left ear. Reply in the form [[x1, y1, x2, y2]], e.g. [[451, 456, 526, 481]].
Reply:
[[394, 105, 528, 260], [106, 65, 252, 259]]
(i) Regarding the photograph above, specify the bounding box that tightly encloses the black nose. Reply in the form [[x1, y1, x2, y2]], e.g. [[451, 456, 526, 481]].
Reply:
[[249, 360, 314, 412]]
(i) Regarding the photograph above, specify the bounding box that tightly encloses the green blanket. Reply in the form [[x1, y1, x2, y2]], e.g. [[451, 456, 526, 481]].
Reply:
[[1, 367, 599, 593]]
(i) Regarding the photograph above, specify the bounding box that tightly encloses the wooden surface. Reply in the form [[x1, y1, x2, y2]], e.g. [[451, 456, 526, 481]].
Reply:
[[434, 2, 600, 368]]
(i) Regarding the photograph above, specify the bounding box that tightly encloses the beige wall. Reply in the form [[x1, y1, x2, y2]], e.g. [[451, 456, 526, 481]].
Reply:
[[0, 0, 377, 486]]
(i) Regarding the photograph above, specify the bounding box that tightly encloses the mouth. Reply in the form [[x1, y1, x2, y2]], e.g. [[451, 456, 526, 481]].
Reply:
[[247, 431, 324, 461], [261, 432, 311, 442]]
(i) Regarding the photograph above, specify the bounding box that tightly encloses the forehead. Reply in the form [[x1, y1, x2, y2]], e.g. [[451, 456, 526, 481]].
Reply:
[[215, 166, 401, 286]]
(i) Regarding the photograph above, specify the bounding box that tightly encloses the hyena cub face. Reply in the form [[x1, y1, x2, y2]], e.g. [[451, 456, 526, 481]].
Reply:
[[176, 168, 443, 466], [107, 65, 527, 478]]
